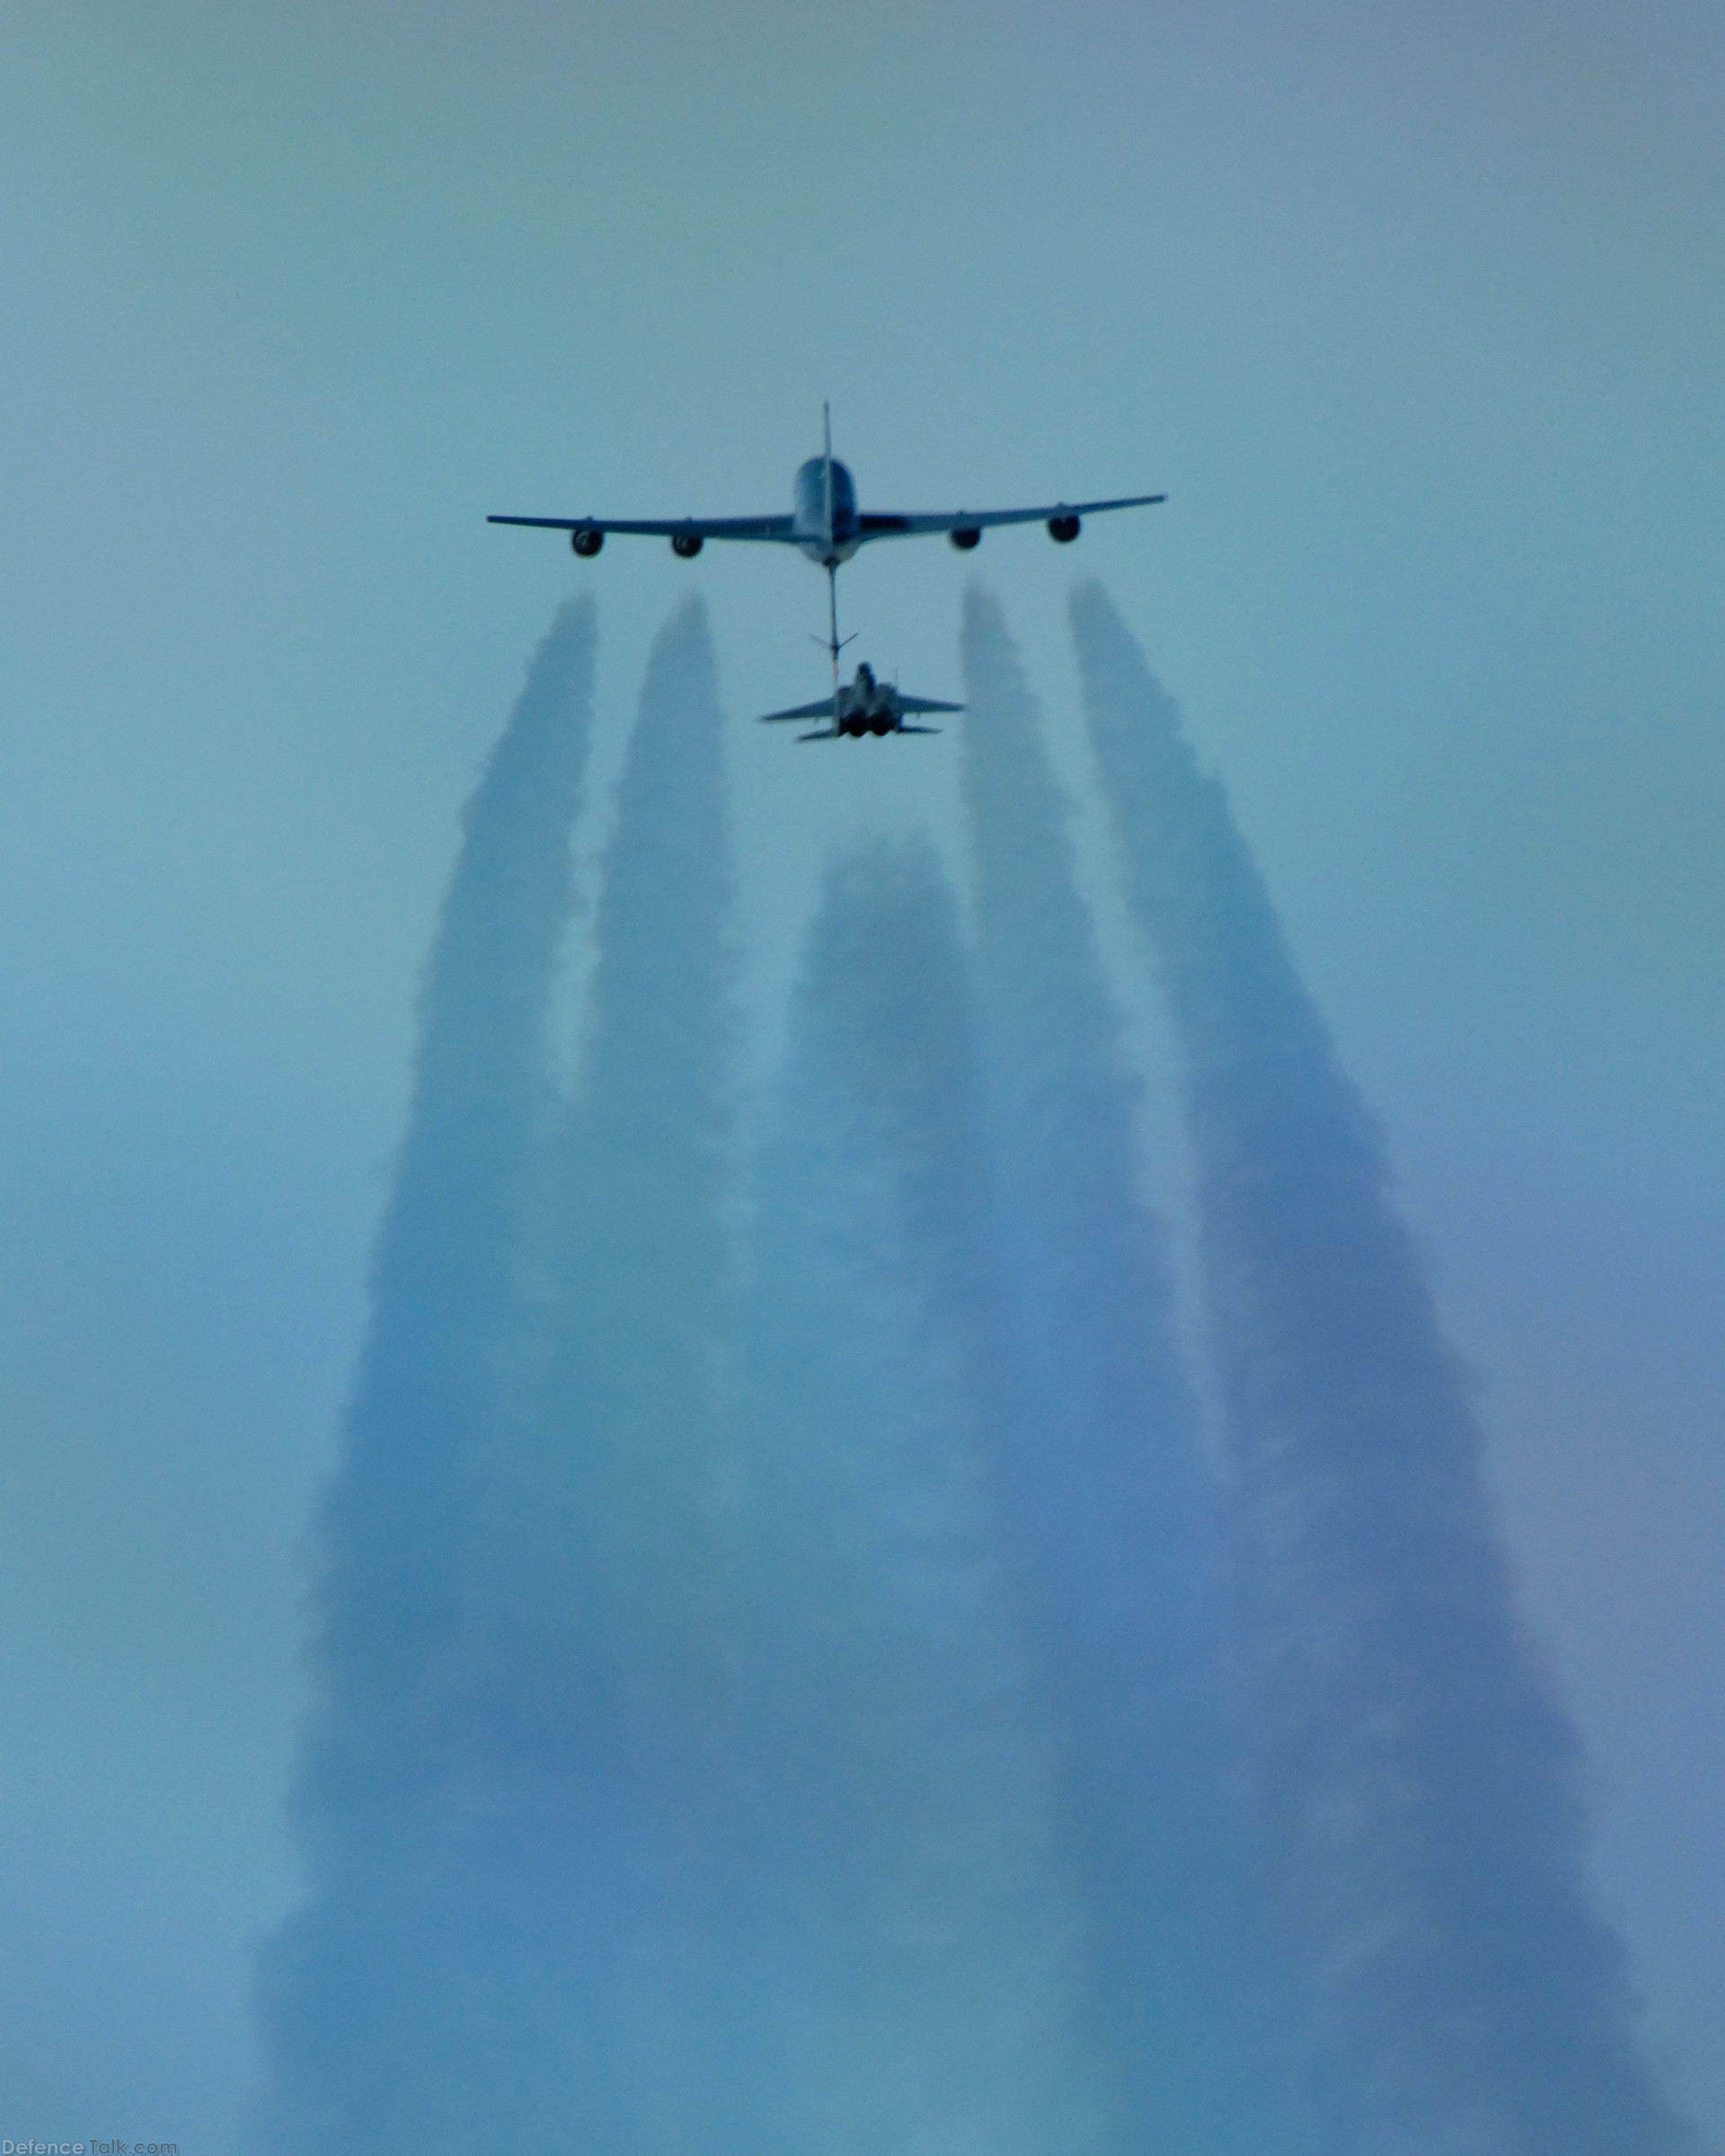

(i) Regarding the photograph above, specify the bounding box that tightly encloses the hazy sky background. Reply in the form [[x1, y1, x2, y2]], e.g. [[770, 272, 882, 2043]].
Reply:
[[2, 1, 1721, 2143]]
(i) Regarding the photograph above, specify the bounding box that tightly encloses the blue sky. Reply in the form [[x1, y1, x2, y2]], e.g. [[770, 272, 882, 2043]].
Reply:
[[1, 2, 1721, 2143]]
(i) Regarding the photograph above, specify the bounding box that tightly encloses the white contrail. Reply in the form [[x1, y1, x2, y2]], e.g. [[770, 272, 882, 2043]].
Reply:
[[256, 597, 599, 2153], [960, 584, 1314, 2154], [1071, 578, 1698, 2156], [529, 593, 745, 2152], [737, 834, 1110, 2156]]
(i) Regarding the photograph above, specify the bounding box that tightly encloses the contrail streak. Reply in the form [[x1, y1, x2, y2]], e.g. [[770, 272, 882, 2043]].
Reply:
[[960, 585, 1312, 2153], [517, 592, 738, 1753], [1071, 578, 1696, 2154], [525, 593, 743, 2152], [738, 833, 1110, 2156], [255, 597, 597, 2152]]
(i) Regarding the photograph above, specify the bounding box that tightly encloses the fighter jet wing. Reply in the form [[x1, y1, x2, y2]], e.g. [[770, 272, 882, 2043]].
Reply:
[[489, 513, 801, 541], [857, 493, 1164, 537], [893, 695, 965, 715], [759, 697, 838, 723]]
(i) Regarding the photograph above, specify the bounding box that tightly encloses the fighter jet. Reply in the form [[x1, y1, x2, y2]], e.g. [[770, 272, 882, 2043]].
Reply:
[[489, 406, 1164, 678], [758, 662, 962, 742]]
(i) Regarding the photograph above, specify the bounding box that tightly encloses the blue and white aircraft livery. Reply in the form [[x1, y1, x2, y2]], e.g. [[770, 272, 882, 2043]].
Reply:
[[490, 407, 1165, 685]]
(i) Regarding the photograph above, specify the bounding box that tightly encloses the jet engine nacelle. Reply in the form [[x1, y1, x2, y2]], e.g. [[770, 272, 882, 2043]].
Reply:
[[671, 530, 704, 558], [949, 526, 982, 551], [571, 526, 604, 557], [1047, 513, 1081, 543]]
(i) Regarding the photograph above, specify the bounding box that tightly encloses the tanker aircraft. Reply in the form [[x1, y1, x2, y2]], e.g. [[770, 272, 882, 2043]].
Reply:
[[758, 662, 962, 742], [489, 407, 1164, 680]]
